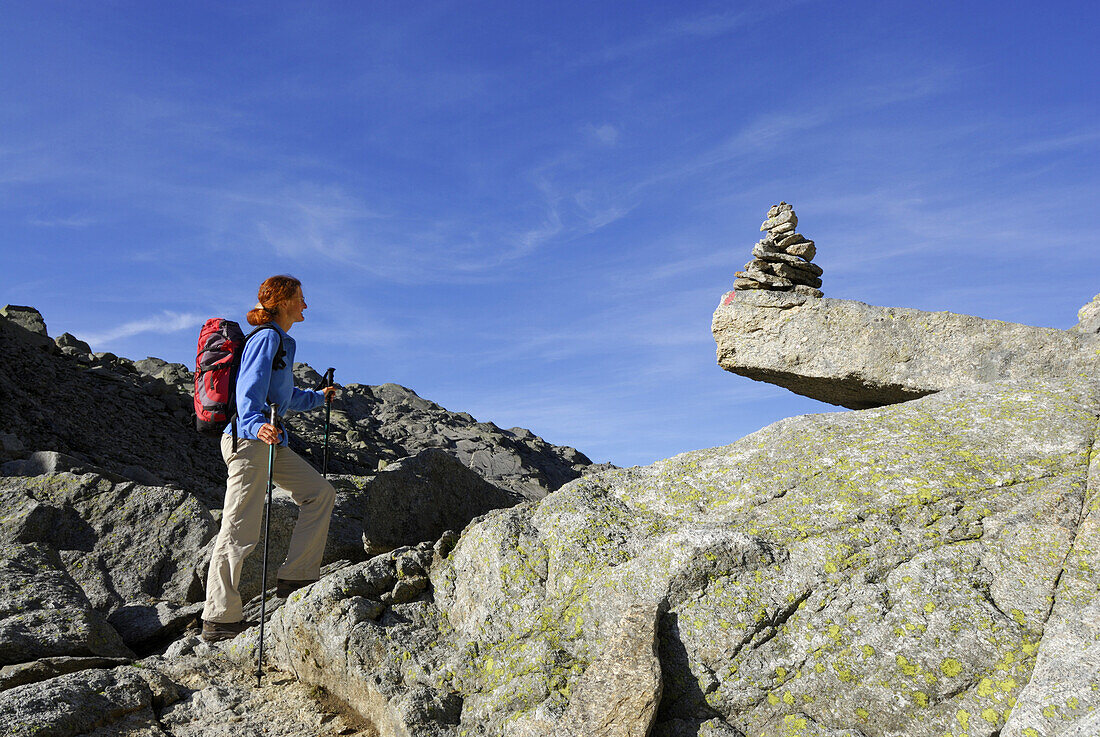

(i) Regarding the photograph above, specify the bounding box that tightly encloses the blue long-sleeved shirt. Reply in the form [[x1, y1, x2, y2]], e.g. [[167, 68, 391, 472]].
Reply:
[[225, 323, 324, 445]]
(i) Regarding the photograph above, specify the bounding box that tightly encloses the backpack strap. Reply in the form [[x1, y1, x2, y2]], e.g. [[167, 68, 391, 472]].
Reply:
[[229, 323, 285, 453], [244, 323, 285, 371]]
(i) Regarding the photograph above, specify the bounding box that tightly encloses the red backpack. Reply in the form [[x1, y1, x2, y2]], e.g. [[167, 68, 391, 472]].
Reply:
[[193, 319, 282, 436]]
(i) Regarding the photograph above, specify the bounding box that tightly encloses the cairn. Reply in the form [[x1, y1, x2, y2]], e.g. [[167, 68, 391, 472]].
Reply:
[[733, 202, 823, 298]]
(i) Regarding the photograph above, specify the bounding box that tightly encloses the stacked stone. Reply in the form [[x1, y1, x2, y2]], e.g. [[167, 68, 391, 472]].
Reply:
[[734, 202, 824, 298]]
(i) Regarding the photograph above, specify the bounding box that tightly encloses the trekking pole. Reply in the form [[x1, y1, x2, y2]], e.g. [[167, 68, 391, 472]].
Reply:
[[320, 367, 335, 478], [256, 402, 278, 687]]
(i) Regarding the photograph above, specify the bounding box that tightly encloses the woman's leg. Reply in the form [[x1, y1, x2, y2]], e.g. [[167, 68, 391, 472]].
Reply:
[[202, 436, 270, 623], [270, 445, 336, 582]]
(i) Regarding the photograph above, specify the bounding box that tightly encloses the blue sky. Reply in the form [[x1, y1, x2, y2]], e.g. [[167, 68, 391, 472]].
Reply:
[[2, 1, 1098, 467]]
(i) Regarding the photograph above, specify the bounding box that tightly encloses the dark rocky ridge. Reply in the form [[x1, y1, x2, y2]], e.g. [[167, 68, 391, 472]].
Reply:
[[0, 305, 602, 502], [0, 311, 224, 496]]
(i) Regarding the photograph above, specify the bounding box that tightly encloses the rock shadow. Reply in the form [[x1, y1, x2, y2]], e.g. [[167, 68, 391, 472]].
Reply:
[[651, 610, 745, 737]]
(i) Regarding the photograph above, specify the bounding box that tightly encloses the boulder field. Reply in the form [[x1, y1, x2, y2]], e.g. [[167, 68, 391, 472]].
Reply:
[[2, 294, 1100, 737], [0, 305, 602, 735]]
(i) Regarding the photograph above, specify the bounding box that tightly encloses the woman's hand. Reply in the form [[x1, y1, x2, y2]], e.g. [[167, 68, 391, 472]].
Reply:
[[322, 386, 336, 402], [257, 423, 283, 445]]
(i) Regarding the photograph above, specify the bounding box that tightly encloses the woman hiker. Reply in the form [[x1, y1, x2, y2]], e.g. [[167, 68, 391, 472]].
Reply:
[[201, 274, 337, 643]]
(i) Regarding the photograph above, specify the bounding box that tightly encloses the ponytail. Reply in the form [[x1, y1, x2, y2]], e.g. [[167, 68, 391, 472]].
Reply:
[[246, 305, 277, 326], [247, 275, 301, 326]]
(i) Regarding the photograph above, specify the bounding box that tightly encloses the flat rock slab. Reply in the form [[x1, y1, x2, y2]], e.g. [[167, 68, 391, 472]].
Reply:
[[0, 666, 171, 737], [151, 651, 374, 737], [0, 542, 133, 665], [0, 655, 131, 692], [0, 651, 373, 737], [712, 290, 1100, 408], [0, 472, 217, 648]]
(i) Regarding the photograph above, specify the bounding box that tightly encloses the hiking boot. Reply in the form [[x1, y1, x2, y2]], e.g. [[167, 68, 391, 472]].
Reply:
[[276, 578, 317, 598], [201, 619, 253, 643]]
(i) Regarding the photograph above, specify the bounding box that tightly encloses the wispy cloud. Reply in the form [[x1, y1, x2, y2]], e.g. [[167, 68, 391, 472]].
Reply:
[[500, 181, 565, 264], [585, 123, 620, 146], [815, 184, 1100, 269], [303, 322, 407, 347], [572, 187, 633, 230], [585, 4, 813, 66], [26, 214, 96, 228], [663, 67, 957, 186], [210, 181, 385, 265], [0, 79, 636, 287], [1014, 129, 1100, 155], [435, 281, 726, 377], [81, 311, 204, 346], [631, 251, 744, 284], [194, 166, 633, 283]]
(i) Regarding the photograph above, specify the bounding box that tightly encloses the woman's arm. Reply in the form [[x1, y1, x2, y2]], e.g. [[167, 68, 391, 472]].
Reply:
[[287, 385, 325, 412]]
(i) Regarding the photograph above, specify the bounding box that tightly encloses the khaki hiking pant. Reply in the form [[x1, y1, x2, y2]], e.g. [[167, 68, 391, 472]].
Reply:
[[202, 435, 335, 624]]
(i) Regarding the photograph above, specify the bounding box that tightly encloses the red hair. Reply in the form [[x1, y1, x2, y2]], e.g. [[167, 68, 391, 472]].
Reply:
[[247, 275, 302, 326]]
